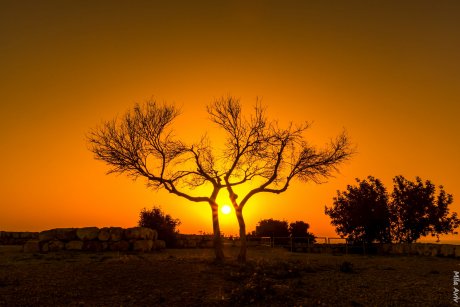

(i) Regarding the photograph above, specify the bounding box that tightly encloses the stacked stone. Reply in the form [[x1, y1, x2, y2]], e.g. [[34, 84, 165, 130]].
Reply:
[[23, 227, 165, 253], [379, 243, 460, 257], [0, 231, 39, 245], [174, 234, 214, 248]]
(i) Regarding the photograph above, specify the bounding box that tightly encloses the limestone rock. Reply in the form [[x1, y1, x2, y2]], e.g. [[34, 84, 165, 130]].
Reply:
[[201, 240, 214, 248], [430, 244, 440, 257], [98, 228, 111, 241], [154, 240, 166, 250], [48, 240, 65, 252], [124, 227, 140, 240], [125, 227, 154, 240], [39, 229, 57, 242], [55, 228, 77, 241], [109, 227, 124, 241], [392, 244, 403, 254], [133, 240, 154, 252], [23, 240, 40, 253], [186, 240, 197, 248], [152, 229, 158, 241], [455, 246, 460, 258], [381, 243, 391, 254], [414, 244, 425, 255], [76, 227, 100, 241], [41, 242, 49, 253], [109, 240, 130, 252], [65, 240, 83, 251], [441, 244, 455, 257], [83, 241, 103, 252]]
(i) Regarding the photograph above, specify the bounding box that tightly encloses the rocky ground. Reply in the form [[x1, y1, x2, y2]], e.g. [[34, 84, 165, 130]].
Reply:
[[0, 245, 458, 306]]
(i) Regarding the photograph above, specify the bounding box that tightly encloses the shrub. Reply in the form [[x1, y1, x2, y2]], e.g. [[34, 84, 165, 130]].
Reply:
[[138, 206, 181, 247]]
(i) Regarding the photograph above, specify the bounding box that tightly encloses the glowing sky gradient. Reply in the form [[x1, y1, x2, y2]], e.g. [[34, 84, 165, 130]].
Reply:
[[1, 1, 459, 241]]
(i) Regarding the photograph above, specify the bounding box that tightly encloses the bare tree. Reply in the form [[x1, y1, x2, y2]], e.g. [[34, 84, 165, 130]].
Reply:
[[208, 97, 353, 261], [88, 97, 353, 262]]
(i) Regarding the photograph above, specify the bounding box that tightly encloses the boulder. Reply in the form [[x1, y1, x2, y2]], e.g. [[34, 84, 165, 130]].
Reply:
[[154, 240, 166, 250], [414, 244, 425, 256], [55, 228, 77, 241], [133, 240, 154, 252], [391, 244, 403, 254], [23, 240, 40, 253], [48, 240, 65, 252], [76, 227, 100, 241], [441, 244, 455, 257], [430, 244, 440, 257], [152, 229, 158, 241], [98, 228, 111, 241], [455, 246, 460, 258], [65, 241, 83, 251], [202, 240, 214, 248], [175, 240, 185, 248], [83, 241, 103, 252], [109, 227, 124, 241], [41, 242, 49, 253], [109, 240, 130, 252], [186, 240, 197, 248], [125, 227, 156, 240], [20, 232, 38, 239], [381, 243, 391, 254], [39, 229, 57, 242], [12, 232, 21, 239]]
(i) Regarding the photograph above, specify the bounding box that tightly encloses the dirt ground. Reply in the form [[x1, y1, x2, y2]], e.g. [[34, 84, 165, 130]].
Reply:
[[0, 245, 458, 306]]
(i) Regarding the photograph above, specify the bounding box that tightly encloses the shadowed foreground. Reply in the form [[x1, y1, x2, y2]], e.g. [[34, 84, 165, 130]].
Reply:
[[0, 246, 456, 306]]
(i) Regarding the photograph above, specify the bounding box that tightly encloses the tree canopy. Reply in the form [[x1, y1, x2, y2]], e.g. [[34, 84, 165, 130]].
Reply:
[[88, 97, 353, 261], [390, 176, 459, 242], [325, 175, 459, 244], [325, 177, 391, 244], [255, 219, 290, 238], [138, 206, 181, 247]]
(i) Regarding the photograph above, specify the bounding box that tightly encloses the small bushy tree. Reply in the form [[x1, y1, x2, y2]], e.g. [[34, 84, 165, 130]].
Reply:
[[139, 206, 181, 247], [255, 219, 289, 238], [390, 176, 459, 242], [289, 221, 316, 243], [326, 175, 459, 244], [325, 177, 392, 244]]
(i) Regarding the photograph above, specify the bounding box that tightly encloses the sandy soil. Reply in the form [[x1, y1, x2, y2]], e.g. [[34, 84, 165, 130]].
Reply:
[[0, 245, 458, 306]]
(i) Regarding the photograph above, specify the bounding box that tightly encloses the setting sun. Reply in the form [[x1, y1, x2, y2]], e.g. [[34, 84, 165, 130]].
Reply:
[[221, 205, 231, 215]]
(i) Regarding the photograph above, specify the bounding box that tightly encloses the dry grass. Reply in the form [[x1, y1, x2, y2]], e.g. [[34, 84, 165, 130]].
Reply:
[[0, 245, 457, 306]]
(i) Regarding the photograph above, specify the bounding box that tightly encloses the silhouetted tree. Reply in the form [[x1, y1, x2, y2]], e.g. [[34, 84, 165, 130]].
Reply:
[[255, 218, 290, 245], [255, 219, 290, 238], [325, 177, 392, 245], [390, 176, 459, 243], [88, 97, 353, 262], [289, 221, 316, 243], [139, 206, 180, 247]]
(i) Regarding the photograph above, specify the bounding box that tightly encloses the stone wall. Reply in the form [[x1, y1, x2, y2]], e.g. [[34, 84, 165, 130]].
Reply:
[[0, 231, 38, 245], [289, 242, 460, 258], [22, 227, 165, 253], [174, 234, 214, 248], [380, 243, 460, 258]]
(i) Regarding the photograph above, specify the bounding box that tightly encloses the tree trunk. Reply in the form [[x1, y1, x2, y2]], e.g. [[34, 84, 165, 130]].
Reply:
[[236, 208, 247, 262], [211, 203, 225, 262]]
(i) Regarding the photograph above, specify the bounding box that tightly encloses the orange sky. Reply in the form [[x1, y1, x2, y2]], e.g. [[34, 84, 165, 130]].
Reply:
[[1, 1, 459, 241]]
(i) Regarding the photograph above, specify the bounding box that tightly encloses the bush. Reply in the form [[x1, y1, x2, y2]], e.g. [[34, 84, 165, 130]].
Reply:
[[138, 206, 181, 247]]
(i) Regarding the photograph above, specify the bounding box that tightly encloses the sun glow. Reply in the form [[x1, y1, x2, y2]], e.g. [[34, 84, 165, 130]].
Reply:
[[221, 205, 231, 215]]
